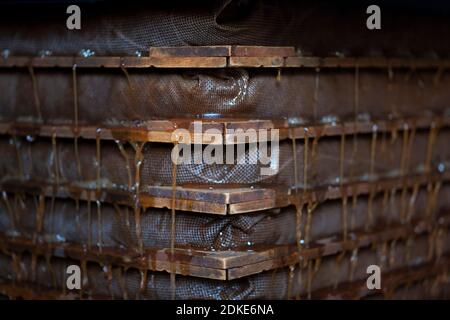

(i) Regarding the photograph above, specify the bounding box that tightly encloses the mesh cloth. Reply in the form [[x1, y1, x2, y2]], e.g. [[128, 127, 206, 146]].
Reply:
[[1, 69, 450, 123], [0, 128, 449, 189]]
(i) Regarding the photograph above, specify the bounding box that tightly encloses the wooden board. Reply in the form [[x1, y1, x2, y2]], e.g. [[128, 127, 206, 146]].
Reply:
[[230, 46, 296, 57], [1, 50, 450, 69], [1, 172, 449, 215], [0, 119, 283, 144], [0, 179, 275, 215], [149, 56, 227, 68], [149, 46, 231, 57], [0, 116, 448, 144], [229, 56, 284, 67]]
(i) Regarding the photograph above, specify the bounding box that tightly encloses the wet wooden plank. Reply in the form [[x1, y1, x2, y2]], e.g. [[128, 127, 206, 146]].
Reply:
[[1, 55, 450, 69], [2, 116, 447, 145], [145, 186, 274, 205], [284, 56, 321, 67], [31, 56, 75, 67], [231, 46, 296, 57], [225, 120, 277, 131], [322, 57, 358, 68], [74, 57, 121, 68], [0, 121, 279, 145], [1, 171, 449, 215], [0, 56, 30, 67], [229, 56, 284, 67], [141, 196, 227, 215], [229, 198, 277, 214], [149, 46, 231, 57], [388, 58, 442, 68], [0, 180, 272, 215], [285, 57, 450, 69], [149, 56, 227, 68], [120, 57, 152, 68], [0, 236, 227, 280]]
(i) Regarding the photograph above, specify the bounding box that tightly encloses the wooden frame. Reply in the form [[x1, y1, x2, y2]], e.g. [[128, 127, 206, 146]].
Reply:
[[2, 172, 449, 215], [1, 213, 448, 281], [1, 46, 449, 69], [1, 257, 447, 299], [0, 116, 448, 145]]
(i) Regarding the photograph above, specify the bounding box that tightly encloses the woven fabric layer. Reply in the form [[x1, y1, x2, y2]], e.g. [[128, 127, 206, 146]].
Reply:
[[0, 129, 449, 188], [1, 69, 449, 123]]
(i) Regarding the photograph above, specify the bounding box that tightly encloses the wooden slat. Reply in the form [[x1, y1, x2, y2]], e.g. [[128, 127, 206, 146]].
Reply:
[[149, 56, 227, 68], [31, 56, 75, 67], [1, 116, 448, 144], [145, 185, 275, 204], [1, 171, 449, 215], [284, 57, 322, 67], [0, 180, 274, 215], [0, 235, 227, 280], [0, 119, 279, 144], [229, 56, 284, 67], [0, 56, 30, 67], [149, 46, 231, 57], [74, 57, 121, 68], [119, 57, 152, 68], [284, 57, 450, 69], [229, 198, 277, 214], [1, 54, 450, 69], [285, 116, 449, 140], [231, 46, 296, 57]]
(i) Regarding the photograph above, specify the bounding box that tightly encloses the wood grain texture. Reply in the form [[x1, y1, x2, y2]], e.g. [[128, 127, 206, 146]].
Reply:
[[149, 46, 231, 57]]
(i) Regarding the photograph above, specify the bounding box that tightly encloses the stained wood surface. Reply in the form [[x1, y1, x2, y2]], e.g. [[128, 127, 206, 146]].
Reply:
[[0, 116, 448, 144], [1, 172, 449, 215], [1, 45, 449, 68], [149, 46, 231, 57]]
